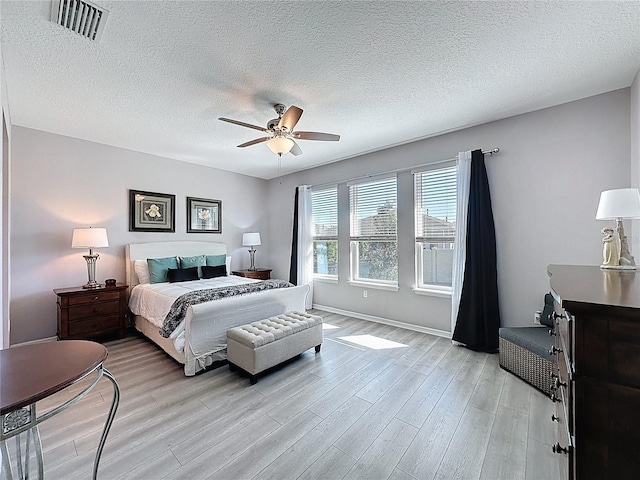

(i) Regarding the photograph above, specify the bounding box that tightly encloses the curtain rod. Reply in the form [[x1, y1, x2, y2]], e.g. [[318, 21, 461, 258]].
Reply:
[[311, 147, 500, 190]]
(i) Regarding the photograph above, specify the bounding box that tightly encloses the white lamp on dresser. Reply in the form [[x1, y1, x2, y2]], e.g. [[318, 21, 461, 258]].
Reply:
[[72, 227, 109, 288], [596, 187, 640, 270]]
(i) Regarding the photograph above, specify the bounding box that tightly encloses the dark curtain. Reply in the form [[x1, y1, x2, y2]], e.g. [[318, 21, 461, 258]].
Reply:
[[452, 149, 501, 352], [289, 187, 299, 284]]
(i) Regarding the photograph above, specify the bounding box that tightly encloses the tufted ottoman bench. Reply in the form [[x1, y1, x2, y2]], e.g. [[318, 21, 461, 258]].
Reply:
[[227, 311, 323, 384]]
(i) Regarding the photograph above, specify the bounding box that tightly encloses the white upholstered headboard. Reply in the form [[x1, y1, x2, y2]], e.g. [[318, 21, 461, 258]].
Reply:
[[125, 241, 228, 291]]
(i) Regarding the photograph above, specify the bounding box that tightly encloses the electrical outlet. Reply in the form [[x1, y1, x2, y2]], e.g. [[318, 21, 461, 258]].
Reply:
[[363, 290, 368, 298], [534, 311, 541, 325]]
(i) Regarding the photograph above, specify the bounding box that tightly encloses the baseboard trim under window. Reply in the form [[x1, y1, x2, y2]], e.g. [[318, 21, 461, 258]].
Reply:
[[312, 304, 452, 339]]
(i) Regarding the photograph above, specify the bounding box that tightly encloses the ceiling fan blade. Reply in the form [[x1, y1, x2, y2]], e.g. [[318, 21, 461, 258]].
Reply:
[[293, 131, 340, 142], [219, 117, 267, 133], [289, 140, 303, 156], [237, 137, 270, 148], [278, 106, 303, 131]]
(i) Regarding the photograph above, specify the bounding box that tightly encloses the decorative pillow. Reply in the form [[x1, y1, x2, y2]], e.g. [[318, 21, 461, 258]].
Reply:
[[206, 254, 227, 267], [134, 260, 151, 284], [226, 255, 232, 275], [178, 255, 206, 277], [167, 267, 200, 283], [201, 264, 227, 279], [147, 256, 179, 283], [178, 255, 206, 269]]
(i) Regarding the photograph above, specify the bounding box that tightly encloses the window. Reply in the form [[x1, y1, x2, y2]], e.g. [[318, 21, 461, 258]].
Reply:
[[414, 163, 457, 290], [349, 176, 398, 285], [311, 186, 338, 277]]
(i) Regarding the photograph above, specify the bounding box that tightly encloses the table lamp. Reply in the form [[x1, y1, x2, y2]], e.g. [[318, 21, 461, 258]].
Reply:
[[595, 188, 640, 270], [242, 232, 261, 271], [72, 227, 109, 288]]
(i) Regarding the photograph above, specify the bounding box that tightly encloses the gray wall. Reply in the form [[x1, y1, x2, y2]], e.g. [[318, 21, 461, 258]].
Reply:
[[10, 127, 268, 344], [267, 89, 632, 333]]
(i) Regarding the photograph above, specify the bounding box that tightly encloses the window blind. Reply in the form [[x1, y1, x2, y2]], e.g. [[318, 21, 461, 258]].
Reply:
[[311, 186, 338, 240], [350, 176, 397, 240], [414, 164, 457, 242]]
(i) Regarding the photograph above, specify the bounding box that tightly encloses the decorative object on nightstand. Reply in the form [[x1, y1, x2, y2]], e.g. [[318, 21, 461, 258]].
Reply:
[[72, 227, 109, 288], [242, 232, 261, 271], [54, 284, 128, 340], [596, 187, 640, 269], [232, 268, 272, 280]]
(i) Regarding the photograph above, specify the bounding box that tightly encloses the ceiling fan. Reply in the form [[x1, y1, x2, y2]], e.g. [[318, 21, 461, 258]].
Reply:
[[218, 104, 340, 156]]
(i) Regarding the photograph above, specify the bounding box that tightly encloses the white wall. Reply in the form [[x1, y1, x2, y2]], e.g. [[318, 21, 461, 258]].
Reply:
[[267, 89, 632, 332], [10, 127, 268, 344], [630, 69, 640, 254]]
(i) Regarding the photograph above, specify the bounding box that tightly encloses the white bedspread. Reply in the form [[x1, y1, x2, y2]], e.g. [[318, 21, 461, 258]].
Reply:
[[129, 275, 258, 328], [129, 275, 262, 352]]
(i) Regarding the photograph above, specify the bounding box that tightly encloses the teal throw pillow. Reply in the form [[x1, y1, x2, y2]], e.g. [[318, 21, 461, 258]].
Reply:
[[205, 254, 226, 267], [178, 255, 206, 277], [147, 256, 179, 283]]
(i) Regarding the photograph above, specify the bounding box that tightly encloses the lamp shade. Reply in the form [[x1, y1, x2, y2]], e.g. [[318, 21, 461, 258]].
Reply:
[[242, 232, 261, 246], [72, 228, 109, 248], [596, 188, 640, 220], [266, 136, 294, 155]]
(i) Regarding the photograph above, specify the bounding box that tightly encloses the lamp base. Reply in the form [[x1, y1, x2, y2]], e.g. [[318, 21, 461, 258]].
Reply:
[[82, 281, 102, 289], [600, 264, 637, 270]]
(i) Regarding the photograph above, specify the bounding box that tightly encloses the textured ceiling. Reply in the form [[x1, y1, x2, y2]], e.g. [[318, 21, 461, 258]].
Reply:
[[1, 1, 639, 179]]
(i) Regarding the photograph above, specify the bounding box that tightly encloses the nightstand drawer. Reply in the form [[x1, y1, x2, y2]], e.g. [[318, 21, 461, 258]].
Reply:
[[68, 315, 121, 336], [69, 301, 119, 321], [232, 269, 272, 280], [68, 291, 121, 306]]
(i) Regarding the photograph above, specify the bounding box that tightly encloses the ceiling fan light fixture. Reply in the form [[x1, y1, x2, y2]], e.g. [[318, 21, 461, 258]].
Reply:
[[266, 136, 294, 155]]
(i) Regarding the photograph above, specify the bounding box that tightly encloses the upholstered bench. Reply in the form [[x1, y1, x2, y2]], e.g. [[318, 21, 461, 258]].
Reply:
[[227, 311, 323, 384], [499, 326, 556, 396]]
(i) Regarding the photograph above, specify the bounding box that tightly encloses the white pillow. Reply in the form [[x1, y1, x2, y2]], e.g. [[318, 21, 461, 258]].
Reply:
[[226, 256, 232, 275], [134, 260, 151, 284]]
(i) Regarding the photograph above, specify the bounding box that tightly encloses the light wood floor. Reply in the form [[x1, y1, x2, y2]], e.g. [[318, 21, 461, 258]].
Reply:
[[14, 311, 560, 479]]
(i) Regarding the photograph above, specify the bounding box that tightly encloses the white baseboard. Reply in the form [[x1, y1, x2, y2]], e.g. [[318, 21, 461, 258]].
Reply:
[[11, 336, 57, 347], [312, 304, 452, 339]]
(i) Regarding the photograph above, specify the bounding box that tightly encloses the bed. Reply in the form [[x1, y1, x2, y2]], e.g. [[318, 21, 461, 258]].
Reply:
[[125, 241, 309, 375]]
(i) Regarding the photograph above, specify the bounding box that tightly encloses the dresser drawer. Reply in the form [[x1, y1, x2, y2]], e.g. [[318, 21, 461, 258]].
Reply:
[[553, 388, 572, 480], [68, 290, 121, 306], [68, 300, 119, 321], [67, 315, 121, 336]]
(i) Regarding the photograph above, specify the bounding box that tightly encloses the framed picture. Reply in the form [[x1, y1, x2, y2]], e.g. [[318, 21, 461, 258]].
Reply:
[[187, 197, 222, 233], [129, 190, 175, 232]]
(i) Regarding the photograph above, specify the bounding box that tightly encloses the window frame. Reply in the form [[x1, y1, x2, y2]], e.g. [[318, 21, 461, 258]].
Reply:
[[348, 174, 399, 289], [413, 161, 457, 296], [311, 185, 338, 280]]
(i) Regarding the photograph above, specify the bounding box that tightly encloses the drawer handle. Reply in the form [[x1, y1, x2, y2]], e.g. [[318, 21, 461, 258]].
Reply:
[[93, 308, 98, 313], [549, 346, 562, 356], [551, 312, 563, 321], [552, 377, 567, 390], [93, 296, 99, 301], [550, 372, 558, 379], [548, 329, 556, 337], [550, 393, 560, 403], [552, 442, 568, 455], [551, 414, 559, 422]]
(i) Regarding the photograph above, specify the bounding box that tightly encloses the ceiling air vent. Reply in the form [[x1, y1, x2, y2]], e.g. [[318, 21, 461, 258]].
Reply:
[[50, 0, 109, 42]]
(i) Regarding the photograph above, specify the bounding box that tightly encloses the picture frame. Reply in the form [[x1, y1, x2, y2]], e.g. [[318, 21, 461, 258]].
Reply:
[[187, 197, 222, 233], [129, 189, 175, 232]]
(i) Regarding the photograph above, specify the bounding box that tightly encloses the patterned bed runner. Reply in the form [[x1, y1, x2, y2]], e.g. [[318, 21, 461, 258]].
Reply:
[[160, 279, 293, 337]]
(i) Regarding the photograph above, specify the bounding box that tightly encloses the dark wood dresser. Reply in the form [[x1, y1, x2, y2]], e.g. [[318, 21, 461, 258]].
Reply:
[[548, 264, 640, 479], [232, 269, 272, 280], [54, 284, 128, 340]]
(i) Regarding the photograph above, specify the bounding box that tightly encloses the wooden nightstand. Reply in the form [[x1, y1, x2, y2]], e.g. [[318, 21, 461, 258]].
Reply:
[[54, 284, 128, 340], [232, 269, 272, 280]]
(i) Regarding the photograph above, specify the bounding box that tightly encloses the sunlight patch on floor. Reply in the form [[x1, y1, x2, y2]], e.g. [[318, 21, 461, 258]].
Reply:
[[338, 334, 407, 350], [322, 323, 341, 330]]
